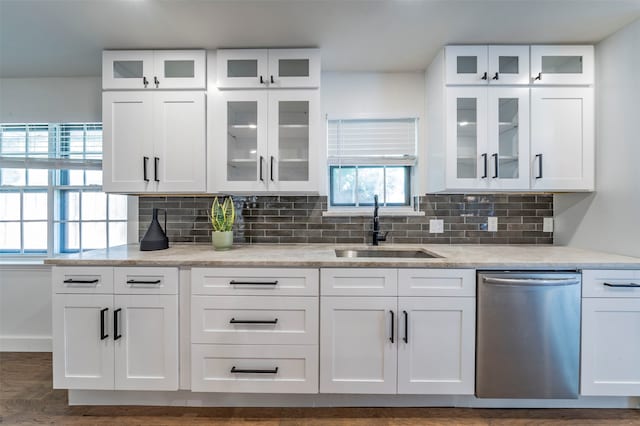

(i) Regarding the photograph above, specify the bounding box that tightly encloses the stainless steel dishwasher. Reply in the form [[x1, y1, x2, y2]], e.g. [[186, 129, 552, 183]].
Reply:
[[476, 271, 581, 399]]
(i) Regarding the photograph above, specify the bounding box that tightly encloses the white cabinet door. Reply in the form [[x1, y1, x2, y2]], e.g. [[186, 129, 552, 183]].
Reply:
[[487, 87, 530, 190], [267, 90, 320, 192], [531, 45, 594, 85], [114, 294, 178, 390], [488, 45, 530, 85], [446, 87, 489, 190], [581, 298, 640, 396], [102, 91, 154, 193], [102, 51, 154, 90], [267, 49, 321, 88], [52, 294, 114, 390], [153, 50, 206, 90], [320, 297, 397, 394], [397, 297, 475, 395], [153, 91, 206, 192], [213, 90, 269, 192], [445, 46, 489, 85], [530, 87, 594, 191], [217, 49, 269, 89]]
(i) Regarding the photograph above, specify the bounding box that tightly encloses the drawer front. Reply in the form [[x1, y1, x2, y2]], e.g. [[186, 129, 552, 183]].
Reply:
[[53, 267, 114, 294], [191, 296, 318, 345], [398, 269, 475, 297], [191, 268, 318, 296], [114, 267, 178, 295], [321, 268, 397, 296], [582, 270, 640, 298], [191, 344, 318, 393]]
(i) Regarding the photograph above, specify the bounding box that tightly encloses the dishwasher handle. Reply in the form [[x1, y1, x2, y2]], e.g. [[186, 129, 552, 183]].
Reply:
[[482, 276, 580, 286]]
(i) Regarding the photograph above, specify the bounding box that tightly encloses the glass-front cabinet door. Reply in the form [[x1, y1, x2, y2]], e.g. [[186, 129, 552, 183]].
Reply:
[[216, 49, 269, 89], [487, 87, 530, 190], [531, 45, 594, 85], [102, 51, 154, 90], [445, 46, 489, 85], [488, 46, 530, 85], [446, 87, 488, 189], [267, 49, 321, 88], [153, 51, 206, 89]]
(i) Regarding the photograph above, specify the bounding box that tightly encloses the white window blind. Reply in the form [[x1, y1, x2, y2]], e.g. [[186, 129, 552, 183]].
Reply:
[[327, 118, 417, 165], [0, 123, 102, 170]]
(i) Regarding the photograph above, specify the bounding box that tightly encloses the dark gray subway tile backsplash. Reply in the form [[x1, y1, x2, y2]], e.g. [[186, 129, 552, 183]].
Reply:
[[138, 194, 553, 245]]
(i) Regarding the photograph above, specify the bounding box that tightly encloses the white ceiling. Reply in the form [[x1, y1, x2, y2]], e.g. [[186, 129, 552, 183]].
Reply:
[[1, 0, 640, 78]]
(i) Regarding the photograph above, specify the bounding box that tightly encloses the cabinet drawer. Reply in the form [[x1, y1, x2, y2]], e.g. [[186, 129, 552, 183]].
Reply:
[[191, 344, 318, 393], [53, 267, 114, 294], [191, 268, 318, 296], [582, 270, 640, 298], [191, 296, 318, 345], [321, 268, 397, 296], [114, 267, 178, 294], [398, 269, 475, 297]]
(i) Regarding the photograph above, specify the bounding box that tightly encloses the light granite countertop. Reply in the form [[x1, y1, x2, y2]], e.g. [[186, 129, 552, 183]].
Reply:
[[44, 243, 640, 269]]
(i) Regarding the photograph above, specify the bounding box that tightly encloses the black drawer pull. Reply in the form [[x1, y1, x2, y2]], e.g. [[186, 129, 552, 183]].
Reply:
[[100, 308, 109, 340], [230, 318, 278, 324], [114, 308, 122, 340], [126, 279, 161, 284], [64, 279, 99, 284], [229, 280, 279, 286], [231, 366, 278, 374], [604, 282, 640, 288]]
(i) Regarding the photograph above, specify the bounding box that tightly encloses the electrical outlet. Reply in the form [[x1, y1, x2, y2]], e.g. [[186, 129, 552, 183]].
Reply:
[[488, 217, 498, 232], [429, 219, 444, 234], [543, 217, 554, 233]]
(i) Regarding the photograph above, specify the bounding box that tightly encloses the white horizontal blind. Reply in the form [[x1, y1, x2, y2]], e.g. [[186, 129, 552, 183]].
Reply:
[[327, 118, 417, 165], [0, 123, 102, 170]]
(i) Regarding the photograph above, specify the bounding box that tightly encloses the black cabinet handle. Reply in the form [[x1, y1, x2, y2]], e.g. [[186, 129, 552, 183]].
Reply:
[[229, 280, 279, 286], [481, 72, 488, 80], [534, 72, 542, 81], [114, 308, 122, 341], [143, 76, 149, 88], [154, 157, 159, 182], [143, 156, 149, 182], [154, 76, 159, 88], [389, 310, 395, 343], [64, 278, 99, 284], [270, 156, 275, 182], [126, 279, 161, 284], [231, 366, 278, 374], [481, 153, 488, 178], [604, 282, 640, 288], [259, 156, 264, 182], [100, 308, 109, 340], [270, 75, 275, 84], [492, 153, 498, 178], [260, 76, 265, 84], [230, 318, 278, 324], [403, 310, 408, 343], [492, 72, 499, 80], [535, 154, 543, 179]]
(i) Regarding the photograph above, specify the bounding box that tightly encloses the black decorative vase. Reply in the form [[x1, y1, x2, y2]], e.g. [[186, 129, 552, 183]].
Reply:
[[140, 208, 169, 251]]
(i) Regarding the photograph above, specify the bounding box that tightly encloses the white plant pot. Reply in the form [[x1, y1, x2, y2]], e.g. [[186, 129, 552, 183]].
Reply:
[[211, 231, 233, 251]]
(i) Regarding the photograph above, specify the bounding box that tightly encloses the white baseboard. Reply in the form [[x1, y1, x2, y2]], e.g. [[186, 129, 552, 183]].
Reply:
[[0, 336, 52, 352]]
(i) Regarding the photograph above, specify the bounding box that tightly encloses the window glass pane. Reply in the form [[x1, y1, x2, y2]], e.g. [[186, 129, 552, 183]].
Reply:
[[68, 170, 84, 186], [27, 169, 48, 186], [27, 130, 49, 157], [108, 222, 127, 247], [357, 167, 384, 205], [81, 222, 106, 250], [1, 169, 26, 186], [85, 170, 102, 186], [23, 221, 47, 250], [63, 222, 80, 251], [108, 194, 128, 220], [385, 167, 408, 204], [0, 222, 20, 250], [62, 190, 80, 221], [331, 167, 356, 205], [85, 128, 102, 156], [23, 192, 47, 220], [0, 193, 20, 220], [81, 192, 106, 220], [1, 130, 26, 153], [68, 128, 85, 155]]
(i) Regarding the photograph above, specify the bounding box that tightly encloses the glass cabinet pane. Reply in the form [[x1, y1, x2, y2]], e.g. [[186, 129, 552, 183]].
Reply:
[[113, 61, 143, 79], [227, 60, 258, 78], [497, 98, 519, 179], [164, 60, 194, 78], [457, 56, 477, 74], [541, 56, 583, 73], [278, 100, 309, 181], [457, 98, 477, 179], [279, 59, 309, 77], [227, 101, 258, 181], [498, 56, 519, 74]]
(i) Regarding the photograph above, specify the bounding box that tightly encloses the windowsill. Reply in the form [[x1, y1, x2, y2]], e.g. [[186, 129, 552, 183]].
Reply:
[[323, 208, 425, 217], [0, 256, 47, 266]]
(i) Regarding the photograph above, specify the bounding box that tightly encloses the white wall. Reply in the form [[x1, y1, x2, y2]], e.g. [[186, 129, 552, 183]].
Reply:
[[0, 77, 101, 122], [554, 18, 640, 256], [320, 72, 426, 194]]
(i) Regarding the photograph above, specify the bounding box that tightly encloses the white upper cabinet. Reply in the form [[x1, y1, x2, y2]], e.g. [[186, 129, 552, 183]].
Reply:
[[217, 49, 320, 89], [103, 50, 206, 90], [530, 87, 594, 191], [446, 45, 529, 85], [531, 45, 594, 85]]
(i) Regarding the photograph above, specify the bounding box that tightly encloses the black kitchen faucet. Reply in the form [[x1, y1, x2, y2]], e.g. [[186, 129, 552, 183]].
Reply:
[[372, 194, 388, 246]]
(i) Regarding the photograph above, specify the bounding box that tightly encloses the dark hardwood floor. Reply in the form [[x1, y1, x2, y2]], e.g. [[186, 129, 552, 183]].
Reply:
[[1, 352, 640, 425]]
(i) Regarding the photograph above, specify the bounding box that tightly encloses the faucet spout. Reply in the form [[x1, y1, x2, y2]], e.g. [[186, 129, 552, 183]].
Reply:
[[372, 194, 387, 246]]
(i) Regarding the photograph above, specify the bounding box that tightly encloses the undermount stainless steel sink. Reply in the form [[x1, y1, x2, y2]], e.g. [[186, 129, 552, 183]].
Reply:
[[334, 248, 442, 259]]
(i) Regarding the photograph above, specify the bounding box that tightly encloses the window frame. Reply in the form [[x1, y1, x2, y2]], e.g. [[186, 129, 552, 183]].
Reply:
[[329, 165, 412, 208]]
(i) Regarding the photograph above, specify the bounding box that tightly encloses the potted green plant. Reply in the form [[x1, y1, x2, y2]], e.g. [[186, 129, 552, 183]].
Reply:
[[209, 196, 235, 251]]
